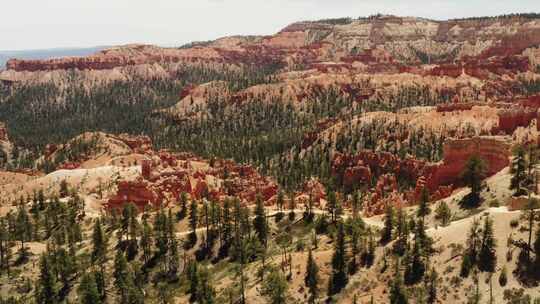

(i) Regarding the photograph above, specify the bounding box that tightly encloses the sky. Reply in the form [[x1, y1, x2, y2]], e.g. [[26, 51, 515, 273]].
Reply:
[[1, 0, 540, 51]]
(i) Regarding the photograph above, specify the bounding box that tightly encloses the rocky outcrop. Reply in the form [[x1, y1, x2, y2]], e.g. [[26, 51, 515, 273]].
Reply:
[[301, 178, 326, 203], [112, 134, 153, 153], [106, 150, 279, 210], [5, 16, 540, 75], [495, 107, 538, 134], [425, 136, 511, 191], [331, 136, 511, 215], [107, 179, 159, 209], [5, 45, 224, 72], [428, 56, 530, 79]]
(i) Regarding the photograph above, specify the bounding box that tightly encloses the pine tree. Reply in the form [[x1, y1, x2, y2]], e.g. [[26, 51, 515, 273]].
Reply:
[[460, 253, 473, 278], [426, 267, 438, 304], [276, 190, 284, 213], [220, 199, 232, 256], [36, 253, 57, 304], [381, 204, 394, 244], [414, 218, 433, 256], [189, 200, 199, 245], [202, 200, 211, 252], [329, 222, 348, 295], [154, 208, 169, 257], [91, 218, 108, 298], [404, 238, 425, 285], [461, 219, 480, 277], [0, 220, 9, 272], [288, 193, 296, 221], [253, 195, 268, 247], [15, 205, 32, 259], [37, 189, 46, 210], [56, 248, 76, 288], [305, 249, 319, 304], [113, 250, 130, 302], [140, 216, 153, 265], [157, 282, 174, 304], [417, 187, 431, 220], [498, 265, 508, 287], [168, 238, 180, 278], [78, 272, 101, 304], [262, 267, 288, 304], [468, 270, 482, 304], [187, 260, 200, 302], [352, 191, 362, 219], [461, 155, 486, 206], [178, 192, 189, 220], [197, 266, 216, 304], [327, 190, 338, 222], [361, 228, 376, 267], [91, 218, 108, 265], [510, 146, 527, 196], [525, 199, 538, 263], [434, 201, 452, 226], [393, 207, 408, 256], [349, 219, 361, 273], [478, 216, 497, 273], [120, 203, 139, 258], [59, 179, 69, 198], [389, 261, 408, 304]]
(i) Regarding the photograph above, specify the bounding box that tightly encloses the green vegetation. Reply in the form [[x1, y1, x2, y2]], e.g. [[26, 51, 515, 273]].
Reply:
[[461, 155, 487, 208]]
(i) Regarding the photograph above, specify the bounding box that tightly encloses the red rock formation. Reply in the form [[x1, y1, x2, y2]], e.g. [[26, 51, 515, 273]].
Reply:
[[332, 136, 511, 215], [179, 84, 197, 100], [57, 162, 81, 170], [507, 196, 530, 211], [495, 107, 537, 134], [518, 95, 540, 109], [5, 16, 540, 75], [5, 45, 201, 72], [332, 151, 427, 189], [343, 166, 371, 189], [436, 103, 475, 112], [141, 159, 152, 180], [107, 149, 280, 210], [480, 28, 540, 59], [428, 56, 530, 79], [364, 174, 404, 216], [112, 134, 153, 153], [302, 178, 326, 203], [107, 179, 159, 210], [425, 136, 511, 191], [44, 144, 58, 159]]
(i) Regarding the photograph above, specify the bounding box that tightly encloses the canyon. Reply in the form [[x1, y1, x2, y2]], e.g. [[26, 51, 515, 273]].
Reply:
[[1, 13, 540, 304], [2, 15, 540, 215]]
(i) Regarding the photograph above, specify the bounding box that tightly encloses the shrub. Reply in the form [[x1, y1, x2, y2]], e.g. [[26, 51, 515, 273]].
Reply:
[[503, 288, 531, 304], [489, 200, 500, 207], [510, 219, 519, 229], [435, 201, 452, 226], [314, 215, 329, 234], [499, 266, 508, 287], [274, 212, 284, 223], [295, 239, 305, 252]]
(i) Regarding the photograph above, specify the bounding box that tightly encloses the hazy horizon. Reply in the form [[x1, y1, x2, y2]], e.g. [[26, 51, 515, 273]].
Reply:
[[2, 0, 540, 51]]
